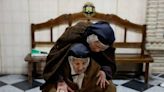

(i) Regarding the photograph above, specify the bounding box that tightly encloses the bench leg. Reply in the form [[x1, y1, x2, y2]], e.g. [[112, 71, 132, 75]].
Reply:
[[144, 63, 149, 84], [28, 62, 33, 84]]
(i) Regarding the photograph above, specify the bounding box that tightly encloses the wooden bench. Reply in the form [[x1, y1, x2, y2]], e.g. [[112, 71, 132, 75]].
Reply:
[[25, 10, 153, 84]]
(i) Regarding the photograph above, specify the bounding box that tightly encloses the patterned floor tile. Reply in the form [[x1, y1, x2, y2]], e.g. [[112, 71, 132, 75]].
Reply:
[[159, 74, 164, 78], [122, 80, 153, 91], [25, 87, 41, 92], [113, 80, 130, 86], [12, 80, 42, 91], [158, 82, 164, 88], [151, 73, 160, 76], [34, 79, 45, 84], [0, 74, 163, 92], [148, 78, 163, 86], [144, 86, 164, 92], [0, 85, 23, 92], [0, 74, 7, 77], [117, 85, 139, 92], [0, 81, 7, 87], [0, 75, 26, 84]]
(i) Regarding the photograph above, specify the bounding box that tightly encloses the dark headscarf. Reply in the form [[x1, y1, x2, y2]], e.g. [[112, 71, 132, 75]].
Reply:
[[69, 43, 90, 58], [84, 21, 115, 45]]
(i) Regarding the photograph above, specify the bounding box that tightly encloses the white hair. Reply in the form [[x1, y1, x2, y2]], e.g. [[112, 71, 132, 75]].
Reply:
[[68, 56, 90, 68], [86, 34, 109, 49]]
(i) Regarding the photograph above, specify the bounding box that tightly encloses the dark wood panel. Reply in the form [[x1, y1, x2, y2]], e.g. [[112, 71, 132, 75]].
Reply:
[[114, 42, 142, 48], [116, 54, 153, 63]]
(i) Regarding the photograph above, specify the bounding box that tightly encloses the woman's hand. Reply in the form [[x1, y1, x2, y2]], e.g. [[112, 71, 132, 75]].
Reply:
[[57, 81, 74, 92], [96, 70, 110, 88]]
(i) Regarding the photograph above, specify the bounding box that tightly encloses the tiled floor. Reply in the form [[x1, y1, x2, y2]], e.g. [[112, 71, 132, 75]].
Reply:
[[0, 74, 164, 92]]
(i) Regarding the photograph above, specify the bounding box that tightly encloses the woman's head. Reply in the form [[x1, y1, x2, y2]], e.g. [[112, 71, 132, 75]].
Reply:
[[87, 34, 109, 52], [69, 43, 90, 74], [69, 56, 90, 74], [84, 21, 115, 52]]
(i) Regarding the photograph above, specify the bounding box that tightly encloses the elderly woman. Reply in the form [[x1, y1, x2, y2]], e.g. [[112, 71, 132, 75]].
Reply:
[[42, 43, 116, 92], [41, 21, 116, 92]]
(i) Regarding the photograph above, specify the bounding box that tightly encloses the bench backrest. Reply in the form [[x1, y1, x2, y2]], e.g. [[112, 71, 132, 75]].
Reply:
[[31, 12, 147, 56]]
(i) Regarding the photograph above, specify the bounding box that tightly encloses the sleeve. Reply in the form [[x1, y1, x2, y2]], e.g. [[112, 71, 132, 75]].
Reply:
[[102, 47, 116, 80], [43, 43, 71, 82], [91, 47, 116, 80], [55, 22, 91, 49]]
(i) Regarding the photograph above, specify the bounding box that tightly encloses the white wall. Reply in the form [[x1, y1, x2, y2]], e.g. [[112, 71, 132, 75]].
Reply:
[[0, 0, 147, 74], [0, 0, 30, 74], [0, 0, 2, 72]]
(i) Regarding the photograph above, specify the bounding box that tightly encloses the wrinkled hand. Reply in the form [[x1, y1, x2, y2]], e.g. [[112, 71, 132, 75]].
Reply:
[[96, 70, 110, 88], [57, 81, 74, 92]]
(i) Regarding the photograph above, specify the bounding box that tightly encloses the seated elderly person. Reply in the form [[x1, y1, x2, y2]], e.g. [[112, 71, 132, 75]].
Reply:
[[42, 43, 116, 92], [41, 21, 116, 92]]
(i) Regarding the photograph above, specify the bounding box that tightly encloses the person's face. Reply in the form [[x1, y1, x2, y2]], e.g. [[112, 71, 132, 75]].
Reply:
[[89, 40, 108, 52], [71, 58, 88, 74]]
